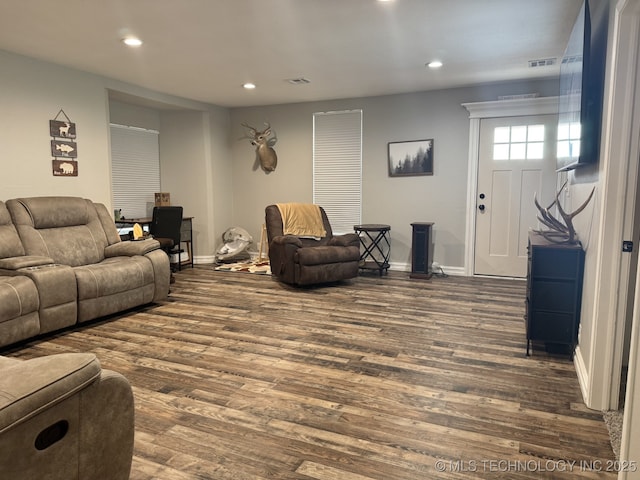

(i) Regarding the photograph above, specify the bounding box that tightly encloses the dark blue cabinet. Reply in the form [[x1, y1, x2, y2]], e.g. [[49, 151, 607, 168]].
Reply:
[[526, 232, 585, 357]]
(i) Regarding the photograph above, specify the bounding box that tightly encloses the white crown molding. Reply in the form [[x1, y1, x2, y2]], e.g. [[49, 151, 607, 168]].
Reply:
[[462, 96, 559, 119]]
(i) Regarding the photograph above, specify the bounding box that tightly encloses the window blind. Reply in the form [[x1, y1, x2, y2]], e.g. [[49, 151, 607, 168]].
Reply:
[[313, 110, 362, 234], [110, 124, 160, 219]]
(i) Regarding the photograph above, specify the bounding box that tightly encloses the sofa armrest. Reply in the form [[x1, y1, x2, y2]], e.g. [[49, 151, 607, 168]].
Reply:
[[0, 256, 54, 271], [272, 235, 303, 248], [104, 238, 160, 257], [0, 353, 101, 433], [328, 233, 360, 248]]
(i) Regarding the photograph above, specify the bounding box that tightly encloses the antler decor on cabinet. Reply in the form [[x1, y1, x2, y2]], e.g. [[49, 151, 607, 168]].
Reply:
[[534, 181, 595, 244]]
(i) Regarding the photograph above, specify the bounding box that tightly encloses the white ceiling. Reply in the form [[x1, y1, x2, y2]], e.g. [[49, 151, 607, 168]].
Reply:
[[0, 0, 582, 108]]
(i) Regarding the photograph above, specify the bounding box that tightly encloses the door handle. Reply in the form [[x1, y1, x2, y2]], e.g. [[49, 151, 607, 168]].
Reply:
[[478, 204, 485, 211]]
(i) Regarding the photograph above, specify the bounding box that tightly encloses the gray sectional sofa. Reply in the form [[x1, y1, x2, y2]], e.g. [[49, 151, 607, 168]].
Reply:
[[0, 196, 170, 348]]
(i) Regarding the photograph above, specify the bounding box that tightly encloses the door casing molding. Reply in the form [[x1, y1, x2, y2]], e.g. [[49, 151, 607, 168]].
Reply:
[[462, 97, 559, 276]]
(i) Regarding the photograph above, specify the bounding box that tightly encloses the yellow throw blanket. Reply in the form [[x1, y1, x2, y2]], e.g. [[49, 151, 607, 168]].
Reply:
[[276, 203, 326, 238]]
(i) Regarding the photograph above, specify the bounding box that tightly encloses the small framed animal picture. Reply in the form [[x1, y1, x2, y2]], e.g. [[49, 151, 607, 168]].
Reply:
[[49, 120, 76, 139], [52, 159, 78, 177], [51, 139, 78, 158]]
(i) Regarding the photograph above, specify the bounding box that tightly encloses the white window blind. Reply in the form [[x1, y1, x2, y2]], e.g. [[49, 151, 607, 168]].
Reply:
[[110, 124, 160, 219], [313, 110, 362, 234]]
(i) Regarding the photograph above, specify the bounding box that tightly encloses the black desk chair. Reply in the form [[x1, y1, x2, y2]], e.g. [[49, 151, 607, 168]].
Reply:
[[150, 206, 183, 277]]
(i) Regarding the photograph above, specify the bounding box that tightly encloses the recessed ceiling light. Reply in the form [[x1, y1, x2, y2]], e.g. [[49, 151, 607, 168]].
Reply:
[[243, 83, 256, 90], [122, 37, 143, 47], [427, 60, 443, 69]]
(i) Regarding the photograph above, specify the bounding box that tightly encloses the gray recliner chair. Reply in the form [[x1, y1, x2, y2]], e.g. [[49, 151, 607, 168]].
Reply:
[[0, 352, 134, 479]]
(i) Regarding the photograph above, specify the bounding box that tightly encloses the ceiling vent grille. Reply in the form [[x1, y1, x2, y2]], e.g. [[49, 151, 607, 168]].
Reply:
[[287, 77, 311, 85], [528, 58, 557, 68], [561, 55, 583, 64], [498, 93, 540, 100]]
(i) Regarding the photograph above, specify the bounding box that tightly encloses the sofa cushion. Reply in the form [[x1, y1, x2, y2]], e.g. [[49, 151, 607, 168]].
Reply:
[[74, 256, 155, 300], [0, 276, 39, 324], [0, 256, 54, 270], [7, 197, 109, 267], [295, 245, 361, 266], [0, 202, 25, 259], [16, 197, 89, 229], [94, 202, 123, 246], [0, 353, 100, 432], [0, 276, 40, 345]]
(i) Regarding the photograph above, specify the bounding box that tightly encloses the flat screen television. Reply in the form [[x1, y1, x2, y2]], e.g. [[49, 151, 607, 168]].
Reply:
[[556, 0, 609, 172]]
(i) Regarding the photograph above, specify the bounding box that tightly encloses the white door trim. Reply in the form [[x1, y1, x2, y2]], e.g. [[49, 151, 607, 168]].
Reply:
[[583, 1, 640, 475], [573, 0, 640, 415], [462, 97, 559, 276], [608, 0, 640, 412]]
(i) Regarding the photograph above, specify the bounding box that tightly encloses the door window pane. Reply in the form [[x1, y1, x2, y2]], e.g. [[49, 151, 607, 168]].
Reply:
[[528, 125, 545, 142], [511, 126, 527, 143], [510, 143, 526, 160], [492, 124, 545, 161], [494, 127, 511, 143]]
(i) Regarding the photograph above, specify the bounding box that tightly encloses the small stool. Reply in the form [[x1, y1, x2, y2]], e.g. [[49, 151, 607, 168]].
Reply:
[[354, 224, 391, 276]]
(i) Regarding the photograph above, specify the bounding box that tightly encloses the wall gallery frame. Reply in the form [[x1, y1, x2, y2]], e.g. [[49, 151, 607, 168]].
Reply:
[[50, 109, 78, 176], [388, 139, 434, 177]]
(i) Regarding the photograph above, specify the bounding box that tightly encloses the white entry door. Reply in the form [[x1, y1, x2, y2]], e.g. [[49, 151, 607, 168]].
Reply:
[[474, 114, 557, 277]]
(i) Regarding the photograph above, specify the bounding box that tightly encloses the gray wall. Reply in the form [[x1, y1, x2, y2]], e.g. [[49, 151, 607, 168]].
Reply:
[[159, 109, 232, 260], [0, 49, 233, 261], [230, 79, 558, 270], [0, 50, 112, 203], [109, 101, 233, 258], [0, 46, 556, 270]]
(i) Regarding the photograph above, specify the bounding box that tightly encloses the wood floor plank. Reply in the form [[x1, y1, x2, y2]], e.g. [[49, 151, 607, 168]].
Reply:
[[2, 267, 617, 479]]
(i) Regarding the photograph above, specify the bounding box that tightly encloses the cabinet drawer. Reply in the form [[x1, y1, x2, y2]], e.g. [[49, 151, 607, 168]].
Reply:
[[528, 311, 574, 343], [531, 281, 578, 313], [531, 248, 581, 279]]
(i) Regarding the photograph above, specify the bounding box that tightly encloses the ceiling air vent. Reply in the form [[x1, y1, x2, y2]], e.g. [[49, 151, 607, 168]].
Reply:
[[498, 93, 540, 100], [528, 58, 557, 68], [286, 77, 311, 85], [561, 54, 583, 64]]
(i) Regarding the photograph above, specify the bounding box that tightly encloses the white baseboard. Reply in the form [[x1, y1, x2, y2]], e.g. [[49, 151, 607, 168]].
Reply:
[[438, 266, 465, 276], [389, 262, 465, 276], [199, 256, 466, 276], [573, 344, 592, 408], [194, 255, 216, 265]]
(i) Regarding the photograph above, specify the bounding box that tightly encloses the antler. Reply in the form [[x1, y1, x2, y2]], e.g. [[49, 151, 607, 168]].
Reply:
[[534, 182, 595, 244], [240, 122, 258, 141], [240, 122, 256, 134]]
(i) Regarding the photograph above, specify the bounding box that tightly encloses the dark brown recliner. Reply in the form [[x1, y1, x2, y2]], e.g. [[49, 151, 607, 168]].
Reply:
[[265, 204, 361, 285]]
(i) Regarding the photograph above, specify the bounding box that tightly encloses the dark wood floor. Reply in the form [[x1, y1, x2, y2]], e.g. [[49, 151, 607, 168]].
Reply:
[[4, 267, 616, 479]]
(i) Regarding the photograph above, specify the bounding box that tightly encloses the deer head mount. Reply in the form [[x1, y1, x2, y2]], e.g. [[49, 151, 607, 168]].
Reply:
[[534, 181, 595, 244], [241, 122, 278, 173]]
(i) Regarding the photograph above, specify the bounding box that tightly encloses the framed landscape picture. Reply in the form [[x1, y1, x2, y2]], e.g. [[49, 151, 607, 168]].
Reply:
[[388, 139, 434, 177]]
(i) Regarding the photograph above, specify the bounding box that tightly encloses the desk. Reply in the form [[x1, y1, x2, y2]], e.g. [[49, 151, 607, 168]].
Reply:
[[354, 224, 390, 276], [116, 217, 194, 269]]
